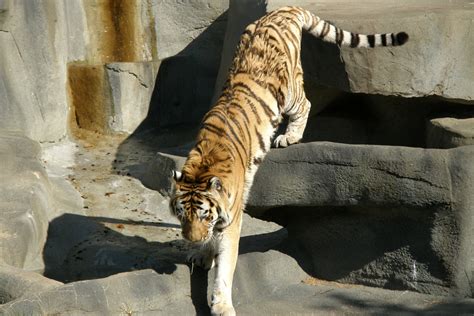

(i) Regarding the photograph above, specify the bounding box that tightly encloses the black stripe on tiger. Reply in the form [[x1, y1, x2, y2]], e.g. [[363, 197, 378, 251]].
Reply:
[[308, 18, 319, 33], [255, 127, 266, 154], [206, 109, 248, 156], [229, 113, 248, 144], [202, 122, 225, 138], [253, 157, 263, 165], [233, 82, 277, 120], [203, 120, 245, 166], [266, 24, 293, 59], [336, 27, 344, 46], [284, 28, 301, 61], [228, 102, 250, 125], [225, 119, 248, 158], [242, 95, 262, 125], [367, 34, 375, 48], [350, 32, 360, 48], [319, 22, 330, 39]]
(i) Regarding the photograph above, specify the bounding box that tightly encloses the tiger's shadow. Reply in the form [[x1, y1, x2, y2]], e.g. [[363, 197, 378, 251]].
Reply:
[[42, 212, 288, 314], [42, 213, 184, 283]]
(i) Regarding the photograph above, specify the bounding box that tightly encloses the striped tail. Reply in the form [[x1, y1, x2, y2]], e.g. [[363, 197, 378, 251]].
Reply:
[[300, 9, 409, 48]]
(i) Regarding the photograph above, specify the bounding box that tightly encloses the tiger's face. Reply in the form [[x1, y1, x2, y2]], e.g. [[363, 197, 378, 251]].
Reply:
[[170, 170, 230, 243]]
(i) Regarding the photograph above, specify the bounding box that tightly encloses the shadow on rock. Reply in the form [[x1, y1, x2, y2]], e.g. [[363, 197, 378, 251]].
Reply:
[[111, 1, 353, 194], [319, 292, 474, 315], [110, 10, 232, 194], [189, 266, 211, 315], [267, 205, 452, 295], [43, 213, 184, 283]]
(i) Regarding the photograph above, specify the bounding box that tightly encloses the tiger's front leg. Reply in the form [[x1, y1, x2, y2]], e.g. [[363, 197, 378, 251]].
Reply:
[[187, 242, 216, 270], [210, 211, 242, 316]]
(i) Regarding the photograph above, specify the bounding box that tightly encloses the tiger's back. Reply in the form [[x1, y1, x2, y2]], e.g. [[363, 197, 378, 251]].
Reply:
[[170, 6, 408, 315]]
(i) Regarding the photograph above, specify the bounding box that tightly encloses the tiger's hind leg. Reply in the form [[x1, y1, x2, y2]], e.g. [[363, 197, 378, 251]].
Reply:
[[273, 97, 311, 148]]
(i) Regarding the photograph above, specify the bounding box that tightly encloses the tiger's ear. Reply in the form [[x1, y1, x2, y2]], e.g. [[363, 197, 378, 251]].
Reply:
[[209, 176, 222, 191], [172, 170, 183, 182]]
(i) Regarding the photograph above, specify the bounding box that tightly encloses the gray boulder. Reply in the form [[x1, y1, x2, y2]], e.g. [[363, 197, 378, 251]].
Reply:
[[248, 142, 474, 297], [0, 1, 89, 142], [0, 265, 61, 305], [0, 131, 52, 271], [427, 117, 474, 149], [2, 252, 474, 315]]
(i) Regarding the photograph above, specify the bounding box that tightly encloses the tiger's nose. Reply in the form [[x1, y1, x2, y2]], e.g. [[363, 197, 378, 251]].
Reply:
[[182, 230, 201, 242], [182, 223, 206, 242]]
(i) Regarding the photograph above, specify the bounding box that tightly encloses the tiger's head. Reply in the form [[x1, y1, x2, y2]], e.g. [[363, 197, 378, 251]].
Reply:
[[170, 170, 231, 243]]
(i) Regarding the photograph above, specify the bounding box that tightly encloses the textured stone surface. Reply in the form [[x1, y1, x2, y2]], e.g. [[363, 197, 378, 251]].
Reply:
[[153, 0, 229, 60], [106, 62, 160, 133], [215, 0, 474, 103], [151, 0, 229, 128], [2, 258, 473, 315], [427, 117, 474, 149], [0, 265, 61, 305], [0, 0, 226, 141], [0, 2, 74, 142], [0, 132, 52, 271], [143, 152, 186, 196], [1, 130, 473, 314], [68, 62, 160, 134], [248, 142, 474, 297], [249, 143, 456, 210]]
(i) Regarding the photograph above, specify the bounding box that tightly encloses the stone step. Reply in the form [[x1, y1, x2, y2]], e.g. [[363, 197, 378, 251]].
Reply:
[[247, 142, 474, 297], [427, 116, 474, 149], [68, 62, 160, 135], [1, 258, 473, 315]]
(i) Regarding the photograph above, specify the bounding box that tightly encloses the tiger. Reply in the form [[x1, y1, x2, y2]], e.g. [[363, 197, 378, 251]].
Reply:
[[170, 6, 408, 315]]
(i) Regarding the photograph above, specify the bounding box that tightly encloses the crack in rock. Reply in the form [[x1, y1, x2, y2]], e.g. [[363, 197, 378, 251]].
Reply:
[[369, 166, 448, 190], [266, 157, 448, 190], [266, 157, 357, 168], [105, 65, 149, 88]]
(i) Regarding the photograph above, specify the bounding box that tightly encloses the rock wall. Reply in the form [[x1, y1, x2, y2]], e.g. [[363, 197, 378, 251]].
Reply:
[[0, 0, 228, 141], [0, 0, 473, 314], [0, 1, 74, 142], [247, 143, 474, 297], [0, 132, 52, 271], [215, 0, 474, 103]]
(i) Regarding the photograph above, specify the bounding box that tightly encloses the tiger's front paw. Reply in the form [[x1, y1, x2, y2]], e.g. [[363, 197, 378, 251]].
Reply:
[[187, 249, 215, 270], [211, 302, 236, 316], [273, 133, 301, 148], [211, 290, 235, 316]]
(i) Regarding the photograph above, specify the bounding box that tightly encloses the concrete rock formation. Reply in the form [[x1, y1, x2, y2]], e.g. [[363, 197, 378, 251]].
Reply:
[[0, 132, 52, 271], [215, 0, 474, 103], [427, 116, 474, 148], [247, 142, 474, 297], [0, 0, 473, 315]]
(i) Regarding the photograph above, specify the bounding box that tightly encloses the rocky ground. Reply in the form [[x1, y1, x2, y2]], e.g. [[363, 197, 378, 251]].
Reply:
[[1, 128, 473, 315]]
